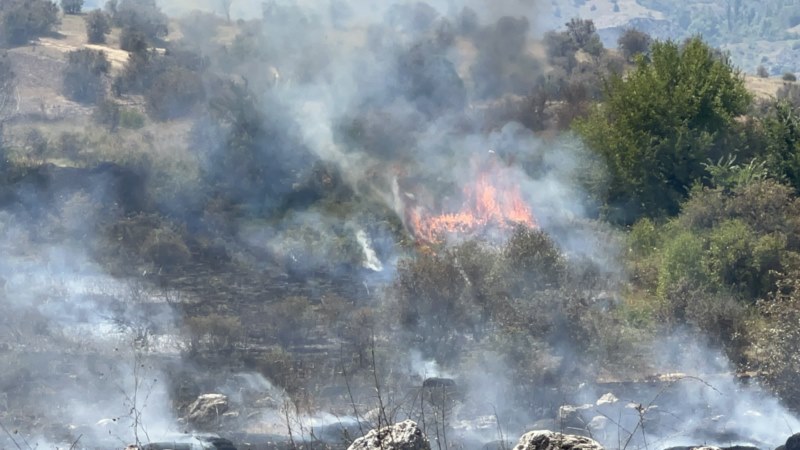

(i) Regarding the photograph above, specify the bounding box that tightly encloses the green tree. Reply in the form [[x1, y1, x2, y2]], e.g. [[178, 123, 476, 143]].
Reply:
[[85, 10, 112, 44], [0, 0, 60, 47], [576, 37, 751, 223], [60, 0, 83, 14], [112, 0, 168, 43], [617, 28, 652, 61], [566, 18, 603, 57], [762, 101, 800, 190], [63, 49, 110, 104]]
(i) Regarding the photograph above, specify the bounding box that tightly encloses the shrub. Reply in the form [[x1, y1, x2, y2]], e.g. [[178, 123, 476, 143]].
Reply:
[[57, 132, 85, 159], [753, 277, 800, 409], [144, 66, 205, 120], [93, 98, 121, 130], [656, 230, 707, 299], [119, 26, 148, 52], [24, 128, 48, 161], [756, 65, 769, 78], [85, 10, 111, 44], [141, 225, 191, 268], [777, 82, 800, 107], [617, 28, 652, 61], [111, 0, 168, 43], [63, 49, 110, 104], [783, 72, 797, 82], [60, 0, 83, 14], [498, 226, 567, 294], [185, 313, 242, 354]]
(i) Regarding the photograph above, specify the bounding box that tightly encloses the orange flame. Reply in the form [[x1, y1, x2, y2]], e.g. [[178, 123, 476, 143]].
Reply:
[[409, 160, 537, 243]]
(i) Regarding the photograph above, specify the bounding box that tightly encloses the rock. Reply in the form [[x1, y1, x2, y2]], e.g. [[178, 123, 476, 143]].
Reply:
[[512, 430, 604, 450], [529, 419, 556, 431], [586, 416, 608, 435], [557, 404, 594, 430], [787, 433, 800, 450], [347, 420, 430, 450], [664, 446, 750, 450], [596, 393, 618, 406], [186, 393, 229, 428], [482, 440, 516, 450]]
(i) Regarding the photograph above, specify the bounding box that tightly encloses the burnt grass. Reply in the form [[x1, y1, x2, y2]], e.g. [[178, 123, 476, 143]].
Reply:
[[0, 159, 792, 450]]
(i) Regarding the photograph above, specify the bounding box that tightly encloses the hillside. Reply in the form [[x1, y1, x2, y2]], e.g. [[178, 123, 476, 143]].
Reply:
[[2, 2, 800, 450]]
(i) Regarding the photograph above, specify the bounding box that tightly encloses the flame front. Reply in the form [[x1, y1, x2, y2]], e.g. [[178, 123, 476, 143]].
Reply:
[[409, 167, 537, 243]]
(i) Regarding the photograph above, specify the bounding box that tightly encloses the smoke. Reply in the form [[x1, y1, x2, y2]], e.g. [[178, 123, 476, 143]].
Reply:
[[562, 333, 800, 449], [0, 216, 182, 448], [3, 1, 799, 449]]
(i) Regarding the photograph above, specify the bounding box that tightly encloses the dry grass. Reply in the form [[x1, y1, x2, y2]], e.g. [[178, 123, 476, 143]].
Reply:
[[744, 75, 788, 100]]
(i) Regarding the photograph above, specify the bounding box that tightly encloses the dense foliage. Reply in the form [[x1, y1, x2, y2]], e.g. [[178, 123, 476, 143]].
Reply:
[[576, 37, 751, 223]]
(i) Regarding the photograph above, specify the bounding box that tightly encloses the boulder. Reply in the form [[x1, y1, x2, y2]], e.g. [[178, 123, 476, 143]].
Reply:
[[186, 394, 229, 428], [586, 416, 609, 437], [512, 430, 604, 450], [347, 420, 430, 450], [557, 404, 594, 431], [787, 433, 800, 450]]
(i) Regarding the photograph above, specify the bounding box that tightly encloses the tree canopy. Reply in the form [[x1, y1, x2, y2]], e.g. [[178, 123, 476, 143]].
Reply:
[[576, 37, 751, 223]]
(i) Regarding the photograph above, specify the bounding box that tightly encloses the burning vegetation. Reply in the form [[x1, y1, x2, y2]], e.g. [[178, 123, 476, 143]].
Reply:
[[407, 155, 538, 243]]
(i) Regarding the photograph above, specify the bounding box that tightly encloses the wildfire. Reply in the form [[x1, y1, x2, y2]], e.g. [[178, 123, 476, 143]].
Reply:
[[408, 158, 537, 243]]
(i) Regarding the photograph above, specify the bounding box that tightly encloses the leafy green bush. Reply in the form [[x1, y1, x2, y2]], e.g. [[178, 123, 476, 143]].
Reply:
[[628, 177, 800, 365], [576, 37, 751, 223], [656, 230, 707, 299]]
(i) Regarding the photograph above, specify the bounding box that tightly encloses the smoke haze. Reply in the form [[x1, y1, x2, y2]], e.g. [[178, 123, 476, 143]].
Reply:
[[0, 1, 798, 449]]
